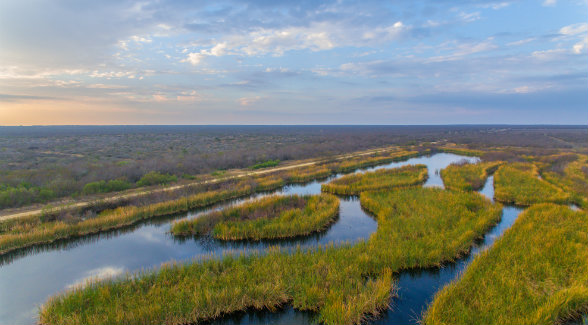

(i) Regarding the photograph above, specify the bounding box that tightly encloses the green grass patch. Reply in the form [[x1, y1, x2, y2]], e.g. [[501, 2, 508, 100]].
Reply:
[[40, 187, 501, 325], [250, 159, 280, 170], [82, 179, 132, 195], [441, 161, 503, 191], [171, 194, 339, 240], [211, 170, 226, 177], [423, 204, 588, 325], [494, 163, 571, 206], [136, 171, 178, 187], [321, 164, 427, 195]]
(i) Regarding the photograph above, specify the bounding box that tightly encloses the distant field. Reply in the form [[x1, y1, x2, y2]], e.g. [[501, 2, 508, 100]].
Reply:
[[1, 125, 585, 210]]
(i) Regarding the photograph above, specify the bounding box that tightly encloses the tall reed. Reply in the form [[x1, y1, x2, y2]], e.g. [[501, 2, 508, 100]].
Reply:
[[321, 164, 427, 195], [171, 194, 339, 240], [423, 204, 588, 325], [40, 187, 501, 325]]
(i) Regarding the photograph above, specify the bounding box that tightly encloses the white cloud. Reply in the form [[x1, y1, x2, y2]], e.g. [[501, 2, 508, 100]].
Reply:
[[543, 0, 557, 6], [238, 96, 264, 106], [507, 38, 536, 46], [183, 21, 408, 65], [559, 23, 588, 36], [531, 48, 567, 60], [558, 23, 588, 54], [184, 52, 205, 65], [426, 39, 497, 63], [459, 11, 481, 22], [572, 35, 588, 54], [177, 90, 201, 102], [87, 83, 128, 89]]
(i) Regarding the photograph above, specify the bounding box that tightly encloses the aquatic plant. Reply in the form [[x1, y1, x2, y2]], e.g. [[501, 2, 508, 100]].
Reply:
[[253, 175, 286, 192], [331, 150, 420, 173], [321, 164, 427, 195], [423, 204, 588, 325], [40, 187, 501, 325], [494, 163, 571, 205], [171, 194, 339, 240], [285, 166, 332, 183], [0, 152, 424, 256], [541, 154, 588, 209], [438, 147, 485, 157], [441, 161, 503, 191], [0, 184, 255, 255]]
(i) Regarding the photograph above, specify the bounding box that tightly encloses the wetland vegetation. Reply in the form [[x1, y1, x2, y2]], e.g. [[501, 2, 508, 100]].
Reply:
[[3, 124, 581, 210], [441, 161, 503, 191], [494, 163, 571, 206], [171, 194, 339, 240], [1, 125, 587, 325], [39, 186, 502, 325], [423, 204, 588, 325], [321, 164, 427, 195]]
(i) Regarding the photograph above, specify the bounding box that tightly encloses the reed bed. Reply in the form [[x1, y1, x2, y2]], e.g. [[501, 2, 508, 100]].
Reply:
[[253, 175, 286, 192], [171, 194, 339, 240], [438, 147, 485, 157], [0, 184, 254, 255], [494, 163, 571, 205], [541, 154, 588, 209], [321, 164, 427, 195], [1, 152, 427, 255], [423, 204, 588, 325], [40, 187, 501, 325], [331, 150, 420, 173], [441, 161, 503, 191], [285, 166, 332, 183]]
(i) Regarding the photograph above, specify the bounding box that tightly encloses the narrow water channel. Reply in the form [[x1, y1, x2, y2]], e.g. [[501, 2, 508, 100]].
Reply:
[[0, 153, 517, 325]]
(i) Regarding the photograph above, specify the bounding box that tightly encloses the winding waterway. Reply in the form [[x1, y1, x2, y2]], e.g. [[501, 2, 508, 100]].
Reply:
[[0, 153, 523, 324]]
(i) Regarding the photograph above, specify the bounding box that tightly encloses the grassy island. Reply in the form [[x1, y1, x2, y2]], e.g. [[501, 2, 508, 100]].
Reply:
[[40, 187, 501, 325], [494, 163, 570, 205], [441, 161, 503, 191], [321, 164, 428, 195], [171, 194, 340, 240], [423, 204, 588, 325]]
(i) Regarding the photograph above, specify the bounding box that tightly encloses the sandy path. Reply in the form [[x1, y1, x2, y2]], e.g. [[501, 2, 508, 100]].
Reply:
[[0, 146, 395, 222]]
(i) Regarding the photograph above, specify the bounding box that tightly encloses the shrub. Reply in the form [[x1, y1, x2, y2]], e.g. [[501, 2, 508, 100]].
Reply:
[[136, 172, 178, 187], [250, 159, 280, 169]]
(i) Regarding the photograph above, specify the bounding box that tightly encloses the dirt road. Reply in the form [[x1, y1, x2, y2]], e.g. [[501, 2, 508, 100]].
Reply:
[[0, 146, 396, 222]]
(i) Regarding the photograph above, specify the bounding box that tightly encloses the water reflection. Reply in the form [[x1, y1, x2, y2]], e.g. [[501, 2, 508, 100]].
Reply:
[[0, 153, 483, 324]]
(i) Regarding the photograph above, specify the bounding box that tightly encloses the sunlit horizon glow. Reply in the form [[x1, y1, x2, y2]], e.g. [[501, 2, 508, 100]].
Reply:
[[1, 0, 586, 125]]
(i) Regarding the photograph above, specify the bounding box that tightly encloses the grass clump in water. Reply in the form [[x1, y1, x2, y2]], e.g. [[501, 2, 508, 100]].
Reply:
[[441, 161, 503, 191], [171, 194, 339, 240], [285, 165, 332, 183], [40, 187, 501, 325], [321, 164, 427, 195], [423, 204, 588, 325], [494, 163, 571, 206], [253, 175, 286, 192], [331, 150, 420, 173]]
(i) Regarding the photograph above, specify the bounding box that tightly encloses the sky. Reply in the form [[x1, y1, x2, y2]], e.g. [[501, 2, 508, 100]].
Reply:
[[0, 0, 586, 125]]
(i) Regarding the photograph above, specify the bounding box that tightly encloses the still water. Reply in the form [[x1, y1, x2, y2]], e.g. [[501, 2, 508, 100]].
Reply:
[[0, 153, 521, 324]]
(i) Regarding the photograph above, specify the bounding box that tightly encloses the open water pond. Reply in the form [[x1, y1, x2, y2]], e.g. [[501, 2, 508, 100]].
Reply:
[[1, 153, 514, 325]]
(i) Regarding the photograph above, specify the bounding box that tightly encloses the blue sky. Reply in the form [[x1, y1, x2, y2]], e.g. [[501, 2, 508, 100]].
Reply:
[[0, 0, 586, 125]]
